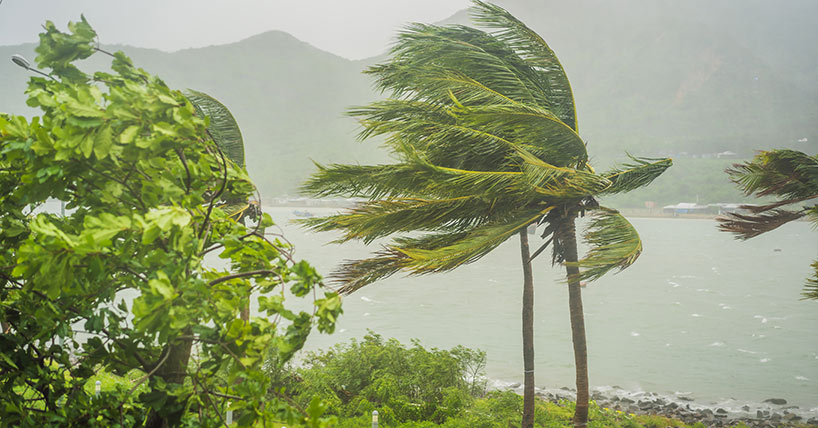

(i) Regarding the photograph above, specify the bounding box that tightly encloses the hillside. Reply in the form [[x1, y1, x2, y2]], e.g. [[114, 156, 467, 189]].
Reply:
[[2, 1, 816, 204]]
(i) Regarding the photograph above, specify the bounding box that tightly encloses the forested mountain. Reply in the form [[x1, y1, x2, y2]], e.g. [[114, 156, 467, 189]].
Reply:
[[2, 0, 816, 203]]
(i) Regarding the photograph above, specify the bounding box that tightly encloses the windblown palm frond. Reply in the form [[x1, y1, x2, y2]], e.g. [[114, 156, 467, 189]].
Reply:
[[718, 149, 818, 299], [718, 150, 817, 239], [599, 156, 673, 195], [397, 207, 549, 273], [373, 24, 551, 108], [566, 207, 642, 282], [727, 150, 818, 200], [718, 209, 806, 240], [331, 207, 549, 293], [804, 260, 818, 300], [183, 89, 245, 168], [470, 0, 577, 131], [299, 196, 507, 244]]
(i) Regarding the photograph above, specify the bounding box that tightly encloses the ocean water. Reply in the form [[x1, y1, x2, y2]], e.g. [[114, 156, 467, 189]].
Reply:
[[268, 207, 818, 412]]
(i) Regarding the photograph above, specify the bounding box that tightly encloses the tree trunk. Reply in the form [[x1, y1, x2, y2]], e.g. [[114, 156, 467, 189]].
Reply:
[[519, 230, 535, 428], [144, 329, 194, 428], [557, 218, 589, 427]]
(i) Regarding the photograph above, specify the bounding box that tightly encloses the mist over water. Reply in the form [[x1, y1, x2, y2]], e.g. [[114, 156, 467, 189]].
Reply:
[[271, 207, 818, 411]]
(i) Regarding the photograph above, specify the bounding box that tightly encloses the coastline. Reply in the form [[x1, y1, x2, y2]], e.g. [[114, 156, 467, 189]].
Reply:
[[494, 381, 818, 427]]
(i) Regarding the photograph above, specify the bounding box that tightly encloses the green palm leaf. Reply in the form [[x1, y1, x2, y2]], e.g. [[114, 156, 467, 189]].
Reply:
[[567, 207, 642, 282], [599, 155, 673, 195], [471, 0, 578, 131], [183, 89, 245, 168], [398, 207, 550, 273], [299, 196, 502, 244]]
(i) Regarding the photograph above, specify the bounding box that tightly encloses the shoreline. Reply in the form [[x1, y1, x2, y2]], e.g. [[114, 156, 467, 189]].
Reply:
[[495, 382, 818, 427]]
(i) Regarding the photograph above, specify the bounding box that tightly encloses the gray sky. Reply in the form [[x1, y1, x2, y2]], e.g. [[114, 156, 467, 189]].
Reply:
[[0, 0, 470, 59]]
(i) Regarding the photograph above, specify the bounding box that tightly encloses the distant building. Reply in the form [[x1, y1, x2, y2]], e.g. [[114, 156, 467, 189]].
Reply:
[[662, 202, 710, 215]]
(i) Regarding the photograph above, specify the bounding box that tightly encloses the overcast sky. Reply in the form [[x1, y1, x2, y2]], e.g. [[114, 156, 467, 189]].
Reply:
[[0, 0, 470, 59]]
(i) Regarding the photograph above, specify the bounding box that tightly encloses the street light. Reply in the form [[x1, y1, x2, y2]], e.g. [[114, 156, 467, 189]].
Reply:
[[10, 54, 55, 80]]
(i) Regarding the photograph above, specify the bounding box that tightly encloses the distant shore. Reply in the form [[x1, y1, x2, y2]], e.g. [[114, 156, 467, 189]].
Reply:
[[500, 384, 818, 428]]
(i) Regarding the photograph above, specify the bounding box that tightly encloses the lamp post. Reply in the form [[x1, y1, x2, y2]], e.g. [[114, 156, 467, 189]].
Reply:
[[10, 54, 55, 80]]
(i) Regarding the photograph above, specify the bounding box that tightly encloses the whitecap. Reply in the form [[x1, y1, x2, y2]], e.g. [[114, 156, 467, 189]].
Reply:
[[667, 280, 680, 287], [665, 343, 672, 347], [630, 331, 640, 337], [678, 275, 697, 279], [360, 296, 374, 302], [362, 312, 370, 317], [759, 358, 770, 363], [708, 342, 725, 347], [711, 267, 720, 274], [339, 328, 347, 333], [737, 348, 758, 354], [696, 288, 710, 292], [721, 306, 732, 310], [795, 375, 810, 381], [691, 313, 702, 317]]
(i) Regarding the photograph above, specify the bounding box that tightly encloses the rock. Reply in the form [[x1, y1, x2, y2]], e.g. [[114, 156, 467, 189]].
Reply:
[[620, 397, 635, 404], [762, 398, 787, 405], [716, 408, 728, 414], [508, 382, 521, 389], [678, 396, 693, 402]]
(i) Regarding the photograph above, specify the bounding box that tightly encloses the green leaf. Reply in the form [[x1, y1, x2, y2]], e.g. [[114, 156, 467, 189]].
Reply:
[[119, 125, 140, 144]]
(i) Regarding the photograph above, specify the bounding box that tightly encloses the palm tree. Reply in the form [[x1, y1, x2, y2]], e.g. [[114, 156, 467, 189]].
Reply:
[[717, 149, 818, 299], [301, 2, 671, 426], [184, 89, 259, 321]]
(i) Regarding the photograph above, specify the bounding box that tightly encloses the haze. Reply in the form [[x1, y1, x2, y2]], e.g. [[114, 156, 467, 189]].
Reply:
[[0, 0, 469, 59]]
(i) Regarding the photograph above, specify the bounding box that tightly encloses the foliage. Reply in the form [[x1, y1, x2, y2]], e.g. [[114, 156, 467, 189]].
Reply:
[[717, 149, 818, 299], [301, 0, 671, 291], [273, 333, 487, 425], [0, 16, 341, 427]]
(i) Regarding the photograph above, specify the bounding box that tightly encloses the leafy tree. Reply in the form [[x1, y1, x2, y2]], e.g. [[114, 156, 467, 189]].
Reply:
[[717, 149, 818, 299], [277, 332, 487, 425], [301, 1, 670, 426], [0, 17, 341, 427]]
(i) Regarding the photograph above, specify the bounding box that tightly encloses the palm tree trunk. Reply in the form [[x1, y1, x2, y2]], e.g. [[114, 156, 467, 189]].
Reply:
[[557, 218, 589, 427], [519, 229, 535, 428]]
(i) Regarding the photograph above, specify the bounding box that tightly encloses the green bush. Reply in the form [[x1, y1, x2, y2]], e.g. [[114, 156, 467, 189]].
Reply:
[[271, 332, 487, 424]]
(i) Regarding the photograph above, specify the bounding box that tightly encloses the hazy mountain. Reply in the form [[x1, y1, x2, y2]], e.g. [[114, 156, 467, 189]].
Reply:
[[2, 0, 816, 203]]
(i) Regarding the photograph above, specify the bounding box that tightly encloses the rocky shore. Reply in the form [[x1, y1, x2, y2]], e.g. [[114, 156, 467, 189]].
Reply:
[[506, 384, 818, 427]]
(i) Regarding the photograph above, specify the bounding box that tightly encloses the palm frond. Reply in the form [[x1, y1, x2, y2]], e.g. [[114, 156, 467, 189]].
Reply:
[[372, 23, 550, 108], [803, 260, 818, 300], [727, 150, 818, 202], [717, 209, 806, 240], [397, 207, 549, 273], [567, 207, 642, 282], [599, 155, 673, 195], [470, 0, 578, 131], [299, 196, 516, 244], [452, 103, 588, 167], [301, 158, 533, 201], [332, 247, 411, 294], [183, 89, 245, 168]]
